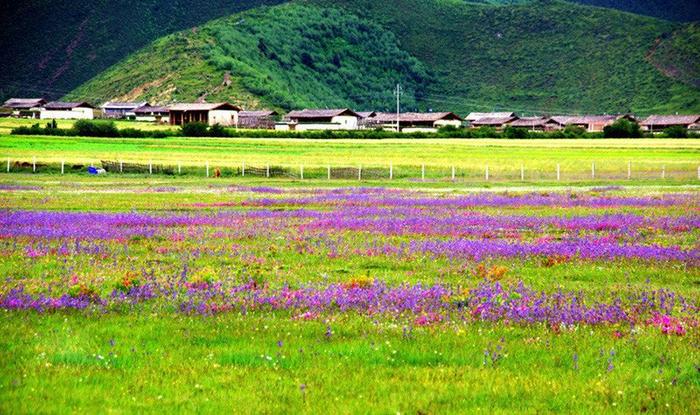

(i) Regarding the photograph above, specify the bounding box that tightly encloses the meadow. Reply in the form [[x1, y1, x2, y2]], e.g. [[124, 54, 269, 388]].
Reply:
[[0, 171, 698, 413]]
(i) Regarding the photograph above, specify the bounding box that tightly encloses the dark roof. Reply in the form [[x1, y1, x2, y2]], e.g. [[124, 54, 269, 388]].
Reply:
[[508, 117, 549, 127], [641, 115, 700, 126], [373, 112, 462, 123], [357, 111, 377, 119], [3, 98, 46, 109], [44, 101, 94, 110], [466, 112, 516, 121], [286, 109, 359, 119], [134, 105, 169, 114], [169, 102, 241, 111], [566, 115, 619, 124], [239, 110, 278, 117], [548, 116, 576, 125], [102, 102, 147, 110]]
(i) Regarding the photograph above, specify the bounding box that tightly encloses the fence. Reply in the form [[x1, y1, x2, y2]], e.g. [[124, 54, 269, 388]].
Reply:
[[3, 157, 700, 183]]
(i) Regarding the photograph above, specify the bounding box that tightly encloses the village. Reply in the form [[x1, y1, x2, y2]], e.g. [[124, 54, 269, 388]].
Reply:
[[2, 98, 700, 134]]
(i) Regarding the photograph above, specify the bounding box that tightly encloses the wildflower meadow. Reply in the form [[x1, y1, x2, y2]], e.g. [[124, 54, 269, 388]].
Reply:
[[0, 178, 698, 413]]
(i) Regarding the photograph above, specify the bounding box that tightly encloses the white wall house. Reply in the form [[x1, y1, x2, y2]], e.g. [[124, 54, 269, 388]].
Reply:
[[283, 109, 360, 131], [133, 105, 170, 123], [40, 102, 96, 120], [169, 103, 241, 127], [369, 112, 463, 133]]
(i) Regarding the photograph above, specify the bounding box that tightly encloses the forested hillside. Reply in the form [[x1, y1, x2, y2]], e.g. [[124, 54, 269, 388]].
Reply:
[[0, 0, 284, 101], [67, 0, 700, 115]]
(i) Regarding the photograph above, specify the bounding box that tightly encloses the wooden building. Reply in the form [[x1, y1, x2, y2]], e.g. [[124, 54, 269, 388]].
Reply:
[[3, 98, 46, 118], [168, 103, 241, 126], [466, 112, 516, 125], [641, 115, 700, 132], [470, 115, 518, 130], [238, 110, 279, 129]]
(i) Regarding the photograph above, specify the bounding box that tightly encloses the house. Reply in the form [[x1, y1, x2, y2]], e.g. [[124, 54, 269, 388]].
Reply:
[[168, 103, 241, 127], [3, 98, 46, 118], [40, 102, 96, 120], [101, 102, 148, 118], [370, 112, 463, 133], [238, 110, 279, 129], [466, 112, 516, 125], [133, 105, 169, 123], [640, 115, 700, 132], [544, 115, 637, 132], [507, 117, 551, 131], [470, 115, 518, 130], [279, 109, 360, 131]]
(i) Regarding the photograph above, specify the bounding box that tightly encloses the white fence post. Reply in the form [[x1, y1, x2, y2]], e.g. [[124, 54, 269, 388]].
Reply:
[[485, 164, 489, 181], [628, 161, 631, 180], [358, 165, 362, 181], [389, 163, 393, 180], [119, 160, 123, 174], [697, 166, 700, 180], [266, 165, 270, 178], [451, 166, 456, 181], [6, 158, 9, 173], [33, 157, 36, 173], [556, 163, 560, 181], [521, 164, 524, 181], [178, 162, 181, 175], [149, 161, 153, 175], [421, 164, 425, 181], [662, 165, 666, 179], [591, 162, 595, 179], [242, 161, 245, 177], [206, 161, 209, 178], [300, 165, 304, 180], [327, 165, 331, 181], [61, 160, 65, 175]]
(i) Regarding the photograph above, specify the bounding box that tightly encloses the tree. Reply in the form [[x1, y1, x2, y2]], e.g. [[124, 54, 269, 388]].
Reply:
[[603, 119, 642, 138], [181, 122, 209, 137], [663, 125, 688, 138]]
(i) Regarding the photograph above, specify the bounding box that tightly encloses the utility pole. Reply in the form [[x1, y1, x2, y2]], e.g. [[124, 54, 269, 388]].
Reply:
[[394, 84, 402, 133]]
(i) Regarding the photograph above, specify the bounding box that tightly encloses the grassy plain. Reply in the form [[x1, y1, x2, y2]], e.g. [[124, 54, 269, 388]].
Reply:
[[0, 175, 699, 413]]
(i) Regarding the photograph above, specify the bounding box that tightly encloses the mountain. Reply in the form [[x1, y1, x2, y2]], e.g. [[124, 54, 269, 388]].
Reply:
[[1, 0, 698, 105], [64, 0, 700, 115], [0, 0, 285, 101]]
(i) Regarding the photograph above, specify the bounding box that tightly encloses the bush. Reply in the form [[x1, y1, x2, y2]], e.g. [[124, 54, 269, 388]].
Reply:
[[208, 123, 229, 137], [503, 126, 530, 139], [72, 120, 119, 137], [663, 125, 688, 138], [563, 124, 586, 138], [181, 122, 209, 137], [603, 119, 642, 138]]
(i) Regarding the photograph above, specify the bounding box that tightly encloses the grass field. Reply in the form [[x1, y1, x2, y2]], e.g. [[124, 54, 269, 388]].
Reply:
[[0, 172, 699, 413], [2, 134, 700, 184]]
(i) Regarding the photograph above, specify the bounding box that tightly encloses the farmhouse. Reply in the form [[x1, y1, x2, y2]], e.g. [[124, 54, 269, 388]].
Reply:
[[40, 102, 96, 120], [641, 115, 700, 132], [238, 110, 279, 129], [101, 102, 148, 118], [3, 98, 46, 118], [564, 115, 637, 132], [133, 105, 169, 123], [370, 112, 463, 132], [470, 115, 518, 130], [507, 117, 553, 131], [279, 109, 360, 131], [168, 103, 241, 127], [466, 112, 516, 125]]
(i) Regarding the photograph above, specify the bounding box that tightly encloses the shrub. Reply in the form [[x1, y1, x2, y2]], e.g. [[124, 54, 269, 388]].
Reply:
[[563, 124, 586, 138], [603, 119, 642, 138], [208, 123, 229, 137], [663, 125, 688, 138], [72, 120, 119, 137], [181, 122, 209, 137], [503, 126, 529, 139]]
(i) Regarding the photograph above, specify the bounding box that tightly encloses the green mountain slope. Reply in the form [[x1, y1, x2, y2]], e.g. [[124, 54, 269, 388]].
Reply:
[[67, 0, 700, 114], [0, 0, 285, 101]]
